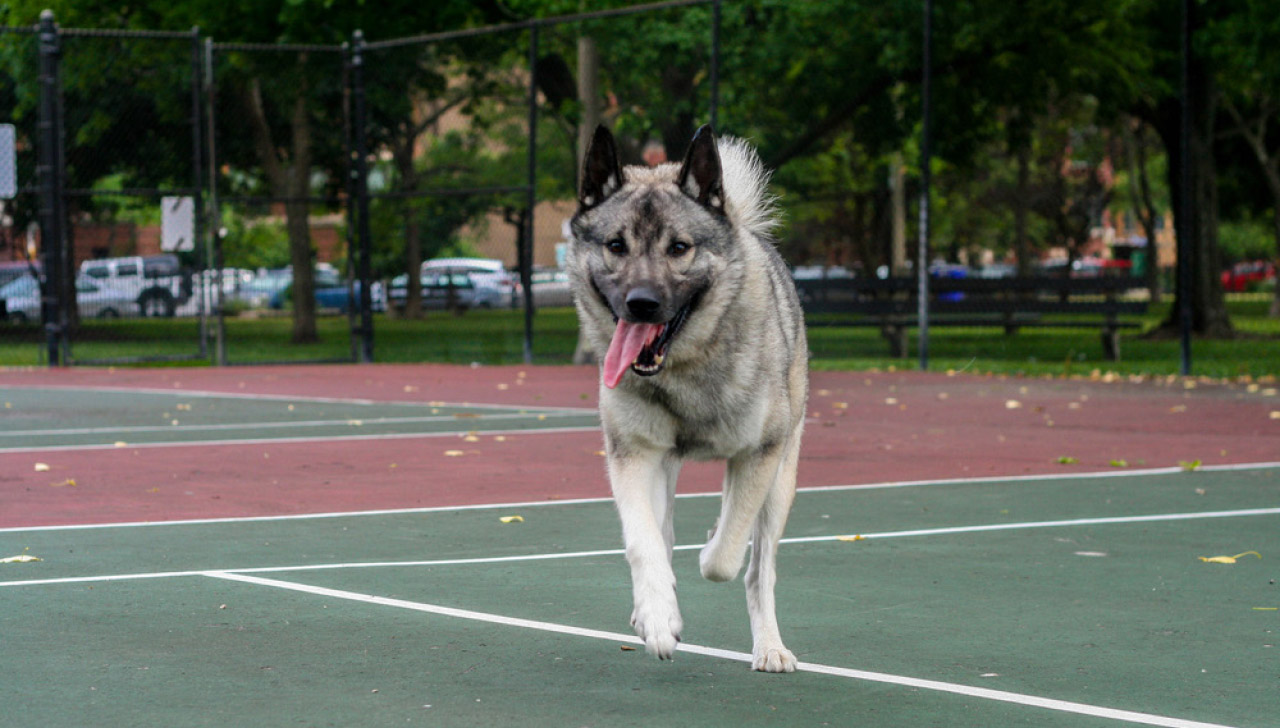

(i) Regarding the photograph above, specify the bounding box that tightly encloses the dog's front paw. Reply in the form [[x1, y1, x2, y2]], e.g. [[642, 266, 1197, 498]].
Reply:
[[752, 645, 797, 673], [630, 597, 683, 660]]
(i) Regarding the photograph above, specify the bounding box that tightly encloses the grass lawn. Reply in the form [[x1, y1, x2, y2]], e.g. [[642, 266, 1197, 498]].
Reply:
[[1, 296, 1277, 378]]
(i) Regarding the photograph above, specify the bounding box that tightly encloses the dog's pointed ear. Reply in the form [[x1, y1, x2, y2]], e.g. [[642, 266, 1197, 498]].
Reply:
[[580, 125, 624, 209], [677, 124, 724, 214]]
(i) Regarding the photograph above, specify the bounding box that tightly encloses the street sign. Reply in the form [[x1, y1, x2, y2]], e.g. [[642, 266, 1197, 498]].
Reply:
[[161, 195, 195, 252], [0, 124, 15, 199]]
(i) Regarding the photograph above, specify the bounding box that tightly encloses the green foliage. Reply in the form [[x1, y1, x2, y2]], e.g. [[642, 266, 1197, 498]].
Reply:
[[218, 210, 291, 270], [1218, 214, 1275, 264]]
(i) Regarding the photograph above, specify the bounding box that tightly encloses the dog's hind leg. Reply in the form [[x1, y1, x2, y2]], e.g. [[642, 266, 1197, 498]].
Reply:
[[744, 426, 802, 673], [609, 448, 683, 659]]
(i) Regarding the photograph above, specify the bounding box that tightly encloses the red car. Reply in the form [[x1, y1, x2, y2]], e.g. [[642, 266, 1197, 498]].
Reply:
[[1221, 261, 1276, 292]]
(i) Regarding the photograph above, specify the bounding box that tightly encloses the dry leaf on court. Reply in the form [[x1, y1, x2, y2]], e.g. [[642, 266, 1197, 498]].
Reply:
[[1109, 459, 1128, 468], [1198, 551, 1260, 565], [499, 515, 524, 524], [34, 463, 50, 472], [50, 478, 77, 488], [1005, 400, 1022, 409], [837, 535, 865, 542], [620, 645, 637, 651], [1180, 460, 1202, 472], [463, 434, 480, 443], [0, 554, 41, 564], [443, 450, 466, 457], [1057, 456, 1079, 465]]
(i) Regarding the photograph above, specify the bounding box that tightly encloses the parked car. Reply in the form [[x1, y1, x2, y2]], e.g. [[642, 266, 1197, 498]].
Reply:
[[527, 268, 574, 308], [1221, 260, 1276, 292], [1, 273, 137, 322], [268, 267, 385, 314], [422, 257, 518, 307], [79, 254, 192, 317], [389, 270, 504, 312]]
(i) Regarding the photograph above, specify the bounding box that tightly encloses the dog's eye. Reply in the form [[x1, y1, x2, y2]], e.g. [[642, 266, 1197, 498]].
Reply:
[[605, 238, 628, 255], [668, 240, 692, 257]]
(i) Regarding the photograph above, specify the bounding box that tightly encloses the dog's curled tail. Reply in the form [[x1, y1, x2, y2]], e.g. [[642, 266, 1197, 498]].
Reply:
[[718, 136, 780, 239]]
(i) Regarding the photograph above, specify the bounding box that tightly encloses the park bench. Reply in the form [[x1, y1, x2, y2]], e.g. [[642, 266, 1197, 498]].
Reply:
[[795, 275, 1149, 361]]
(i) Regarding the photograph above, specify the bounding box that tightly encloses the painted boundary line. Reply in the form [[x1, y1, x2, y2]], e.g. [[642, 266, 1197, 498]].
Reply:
[[0, 384, 598, 413], [203, 571, 1240, 728], [0, 423, 602, 455], [0, 410, 595, 439], [3, 460, 1276, 534], [4, 506, 1277, 588]]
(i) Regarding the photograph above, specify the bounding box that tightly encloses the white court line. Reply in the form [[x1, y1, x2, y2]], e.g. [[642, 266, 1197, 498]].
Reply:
[[0, 410, 594, 438], [0, 423, 602, 456], [2, 460, 1275, 534], [0, 383, 598, 413], [203, 571, 1241, 728], [4, 506, 1276, 588]]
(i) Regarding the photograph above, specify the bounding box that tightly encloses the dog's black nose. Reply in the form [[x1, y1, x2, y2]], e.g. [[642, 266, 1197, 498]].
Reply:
[[625, 288, 662, 321]]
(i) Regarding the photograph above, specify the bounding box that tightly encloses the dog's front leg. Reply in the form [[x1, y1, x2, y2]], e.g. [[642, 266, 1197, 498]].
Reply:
[[609, 448, 683, 659]]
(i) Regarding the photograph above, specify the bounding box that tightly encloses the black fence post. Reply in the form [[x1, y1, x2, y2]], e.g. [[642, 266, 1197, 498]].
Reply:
[[917, 0, 933, 371], [36, 10, 64, 367], [190, 27, 209, 359], [521, 24, 539, 365], [1177, 0, 1193, 375], [351, 30, 374, 363], [204, 38, 226, 366], [710, 0, 721, 130]]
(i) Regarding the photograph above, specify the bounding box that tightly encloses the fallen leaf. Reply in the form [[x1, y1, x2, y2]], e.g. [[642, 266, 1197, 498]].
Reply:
[[0, 554, 41, 564], [34, 463, 50, 472], [1056, 456, 1079, 465], [494, 436, 506, 442], [884, 398, 898, 405], [463, 434, 480, 443], [499, 515, 524, 524], [620, 645, 637, 651], [114, 441, 128, 448], [443, 450, 466, 457], [1109, 459, 1128, 468], [833, 402, 848, 409], [497, 383, 509, 390], [1269, 411, 1280, 420], [1169, 405, 1187, 413], [1180, 460, 1202, 472], [403, 385, 419, 393], [1198, 551, 1261, 565], [1005, 400, 1022, 409], [837, 535, 865, 542], [50, 478, 77, 488], [347, 419, 363, 426]]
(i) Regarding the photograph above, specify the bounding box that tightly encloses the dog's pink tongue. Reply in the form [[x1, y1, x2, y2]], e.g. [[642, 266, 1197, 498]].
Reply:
[[603, 320, 662, 389]]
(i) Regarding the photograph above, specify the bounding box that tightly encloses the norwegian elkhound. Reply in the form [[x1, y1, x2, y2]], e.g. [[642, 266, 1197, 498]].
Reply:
[[566, 125, 808, 672]]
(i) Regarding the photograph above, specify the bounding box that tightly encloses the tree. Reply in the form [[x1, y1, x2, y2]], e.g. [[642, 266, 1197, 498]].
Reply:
[[1208, 0, 1280, 315]]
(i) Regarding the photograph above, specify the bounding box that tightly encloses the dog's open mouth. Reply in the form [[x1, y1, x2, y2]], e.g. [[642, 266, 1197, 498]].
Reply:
[[602, 299, 697, 389]]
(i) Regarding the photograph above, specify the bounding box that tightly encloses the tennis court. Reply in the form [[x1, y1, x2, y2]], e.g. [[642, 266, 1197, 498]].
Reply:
[[2, 365, 1276, 727]]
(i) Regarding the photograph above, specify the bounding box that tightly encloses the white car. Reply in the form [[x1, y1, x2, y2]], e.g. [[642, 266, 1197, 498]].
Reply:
[[1, 274, 138, 323]]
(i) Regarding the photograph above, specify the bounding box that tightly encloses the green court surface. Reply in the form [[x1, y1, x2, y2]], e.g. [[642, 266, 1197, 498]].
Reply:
[[3, 467, 1277, 727], [0, 387, 599, 451]]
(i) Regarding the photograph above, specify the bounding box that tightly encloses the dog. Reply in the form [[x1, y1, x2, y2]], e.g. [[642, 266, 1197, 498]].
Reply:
[[566, 124, 808, 672]]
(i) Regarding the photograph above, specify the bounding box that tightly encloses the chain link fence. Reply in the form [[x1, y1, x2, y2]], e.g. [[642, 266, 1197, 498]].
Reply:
[[2, 1, 1274, 376]]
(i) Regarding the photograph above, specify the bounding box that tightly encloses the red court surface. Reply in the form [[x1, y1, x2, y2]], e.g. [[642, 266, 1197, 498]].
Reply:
[[2, 364, 1276, 529]]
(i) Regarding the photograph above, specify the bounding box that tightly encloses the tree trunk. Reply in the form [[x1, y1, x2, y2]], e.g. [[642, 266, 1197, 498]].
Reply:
[[1014, 142, 1031, 277], [889, 152, 907, 274], [395, 139, 424, 319], [286, 65, 317, 344], [1145, 85, 1233, 336], [1123, 119, 1162, 303], [573, 35, 600, 366]]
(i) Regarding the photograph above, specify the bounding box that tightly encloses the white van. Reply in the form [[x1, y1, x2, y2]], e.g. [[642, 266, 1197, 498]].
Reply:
[[79, 255, 191, 317]]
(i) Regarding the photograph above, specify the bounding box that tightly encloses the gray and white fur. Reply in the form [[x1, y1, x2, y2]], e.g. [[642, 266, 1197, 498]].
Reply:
[[567, 125, 808, 672]]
